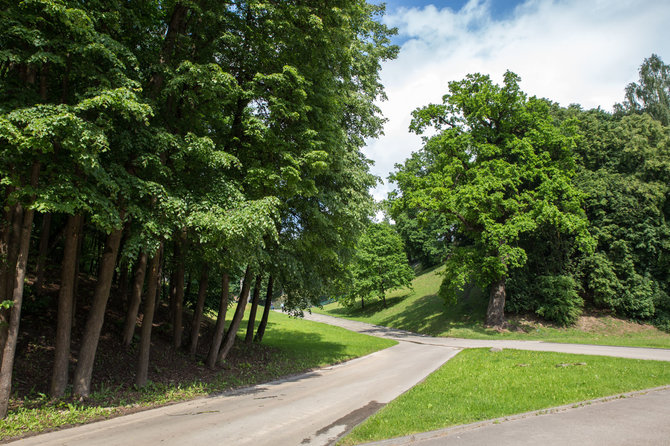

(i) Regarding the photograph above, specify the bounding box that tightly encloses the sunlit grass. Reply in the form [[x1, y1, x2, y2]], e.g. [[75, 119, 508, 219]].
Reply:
[[341, 348, 670, 445], [315, 266, 670, 348]]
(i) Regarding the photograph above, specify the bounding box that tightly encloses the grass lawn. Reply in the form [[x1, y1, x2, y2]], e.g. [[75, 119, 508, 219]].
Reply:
[[341, 348, 670, 445], [315, 265, 670, 349], [0, 309, 396, 441]]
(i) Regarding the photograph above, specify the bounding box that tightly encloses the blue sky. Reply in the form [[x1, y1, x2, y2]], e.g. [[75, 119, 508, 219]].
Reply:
[[364, 0, 670, 202], [373, 0, 526, 33]]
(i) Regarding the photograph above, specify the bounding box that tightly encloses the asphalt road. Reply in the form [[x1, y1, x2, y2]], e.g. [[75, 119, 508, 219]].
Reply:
[[9, 334, 459, 446], [10, 312, 670, 446], [304, 313, 670, 446]]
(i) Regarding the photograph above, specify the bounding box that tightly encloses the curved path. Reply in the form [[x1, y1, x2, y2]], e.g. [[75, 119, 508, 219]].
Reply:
[[10, 313, 670, 446], [303, 313, 670, 361]]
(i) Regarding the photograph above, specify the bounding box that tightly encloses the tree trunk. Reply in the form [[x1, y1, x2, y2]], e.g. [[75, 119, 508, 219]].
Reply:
[[135, 247, 162, 387], [206, 273, 229, 369], [118, 259, 130, 304], [71, 215, 85, 328], [50, 214, 83, 397], [168, 266, 177, 323], [361, 296, 365, 310], [245, 274, 262, 344], [0, 161, 39, 418], [122, 250, 148, 346], [0, 201, 18, 363], [172, 229, 187, 349], [72, 224, 124, 397], [254, 275, 274, 343], [485, 276, 507, 328], [216, 267, 252, 364], [0, 191, 14, 307], [34, 212, 52, 292], [4, 204, 23, 302], [188, 264, 209, 357]]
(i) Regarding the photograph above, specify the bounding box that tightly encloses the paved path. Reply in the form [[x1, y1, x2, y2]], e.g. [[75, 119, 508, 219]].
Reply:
[[304, 313, 670, 361], [10, 312, 670, 446], [303, 313, 670, 446], [10, 336, 459, 446]]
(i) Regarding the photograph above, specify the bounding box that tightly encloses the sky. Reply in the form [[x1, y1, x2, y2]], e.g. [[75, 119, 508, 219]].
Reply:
[[364, 0, 670, 201]]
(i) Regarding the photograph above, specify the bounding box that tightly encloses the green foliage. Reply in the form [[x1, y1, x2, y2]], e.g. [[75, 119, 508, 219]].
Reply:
[[340, 222, 414, 308], [569, 109, 670, 323], [534, 275, 583, 326], [616, 53, 670, 125], [390, 71, 592, 322]]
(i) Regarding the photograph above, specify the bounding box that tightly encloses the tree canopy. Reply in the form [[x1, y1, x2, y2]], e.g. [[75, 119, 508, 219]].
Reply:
[[390, 71, 593, 327], [0, 0, 397, 417]]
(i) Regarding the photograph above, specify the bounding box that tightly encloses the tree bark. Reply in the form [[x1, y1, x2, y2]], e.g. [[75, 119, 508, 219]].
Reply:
[[254, 275, 274, 343], [188, 264, 209, 357], [0, 201, 18, 362], [485, 276, 507, 328], [34, 212, 52, 292], [50, 214, 83, 397], [117, 259, 130, 304], [4, 204, 23, 302], [135, 247, 162, 387], [71, 215, 85, 328], [72, 224, 124, 397], [168, 266, 177, 323], [0, 162, 40, 418], [121, 250, 148, 346], [0, 203, 36, 417], [245, 274, 262, 344], [206, 273, 229, 369], [172, 229, 187, 349], [216, 267, 252, 364]]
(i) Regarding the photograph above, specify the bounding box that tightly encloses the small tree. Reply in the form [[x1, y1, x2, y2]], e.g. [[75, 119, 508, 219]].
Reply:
[[345, 222, 414, 309]]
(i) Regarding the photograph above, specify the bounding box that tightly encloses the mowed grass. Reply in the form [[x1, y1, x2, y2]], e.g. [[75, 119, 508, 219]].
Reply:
[[341, 348, 670, 445], [243, 309, 397, 369], [0, 310, 396, 441], [315, 266, 670, 349]]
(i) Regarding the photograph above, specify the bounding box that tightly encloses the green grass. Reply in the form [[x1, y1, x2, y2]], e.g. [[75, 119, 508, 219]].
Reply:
[[341, 348, 670, 445], [246, 310, 397, 369], [315, 265, 670, 348], [0, 310, 396, 441]]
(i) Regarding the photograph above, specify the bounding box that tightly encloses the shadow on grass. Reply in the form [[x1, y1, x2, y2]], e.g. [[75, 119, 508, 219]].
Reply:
[[325, 293, 413, 318], [327, 282, 498, 337]]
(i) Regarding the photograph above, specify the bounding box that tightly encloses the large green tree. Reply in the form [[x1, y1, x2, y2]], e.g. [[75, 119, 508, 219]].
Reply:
[[391, 72, 593, 327]]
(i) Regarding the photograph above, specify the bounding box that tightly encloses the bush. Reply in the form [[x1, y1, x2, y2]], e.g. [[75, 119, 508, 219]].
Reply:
[[535, 275, 583, 326]]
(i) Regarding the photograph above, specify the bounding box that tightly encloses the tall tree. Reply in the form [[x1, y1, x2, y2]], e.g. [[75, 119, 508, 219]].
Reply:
[[391, 72, 593, 327]]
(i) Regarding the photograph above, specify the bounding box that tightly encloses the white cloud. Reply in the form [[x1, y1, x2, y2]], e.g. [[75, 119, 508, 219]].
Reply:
[[365, 0, 670, 201]]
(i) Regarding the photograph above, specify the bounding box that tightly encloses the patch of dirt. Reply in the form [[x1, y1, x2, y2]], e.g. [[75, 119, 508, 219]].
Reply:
[[10, 276, 290, 416], [501, 310, 659, 335], [575, 312, 655, 335]]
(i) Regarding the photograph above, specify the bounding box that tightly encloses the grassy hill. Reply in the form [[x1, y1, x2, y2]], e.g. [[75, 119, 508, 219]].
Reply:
[[315, 266, 670, 349]]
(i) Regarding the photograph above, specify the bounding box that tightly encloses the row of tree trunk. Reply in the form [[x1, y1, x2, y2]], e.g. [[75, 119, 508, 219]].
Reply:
[[0, 209, 277, 418]]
